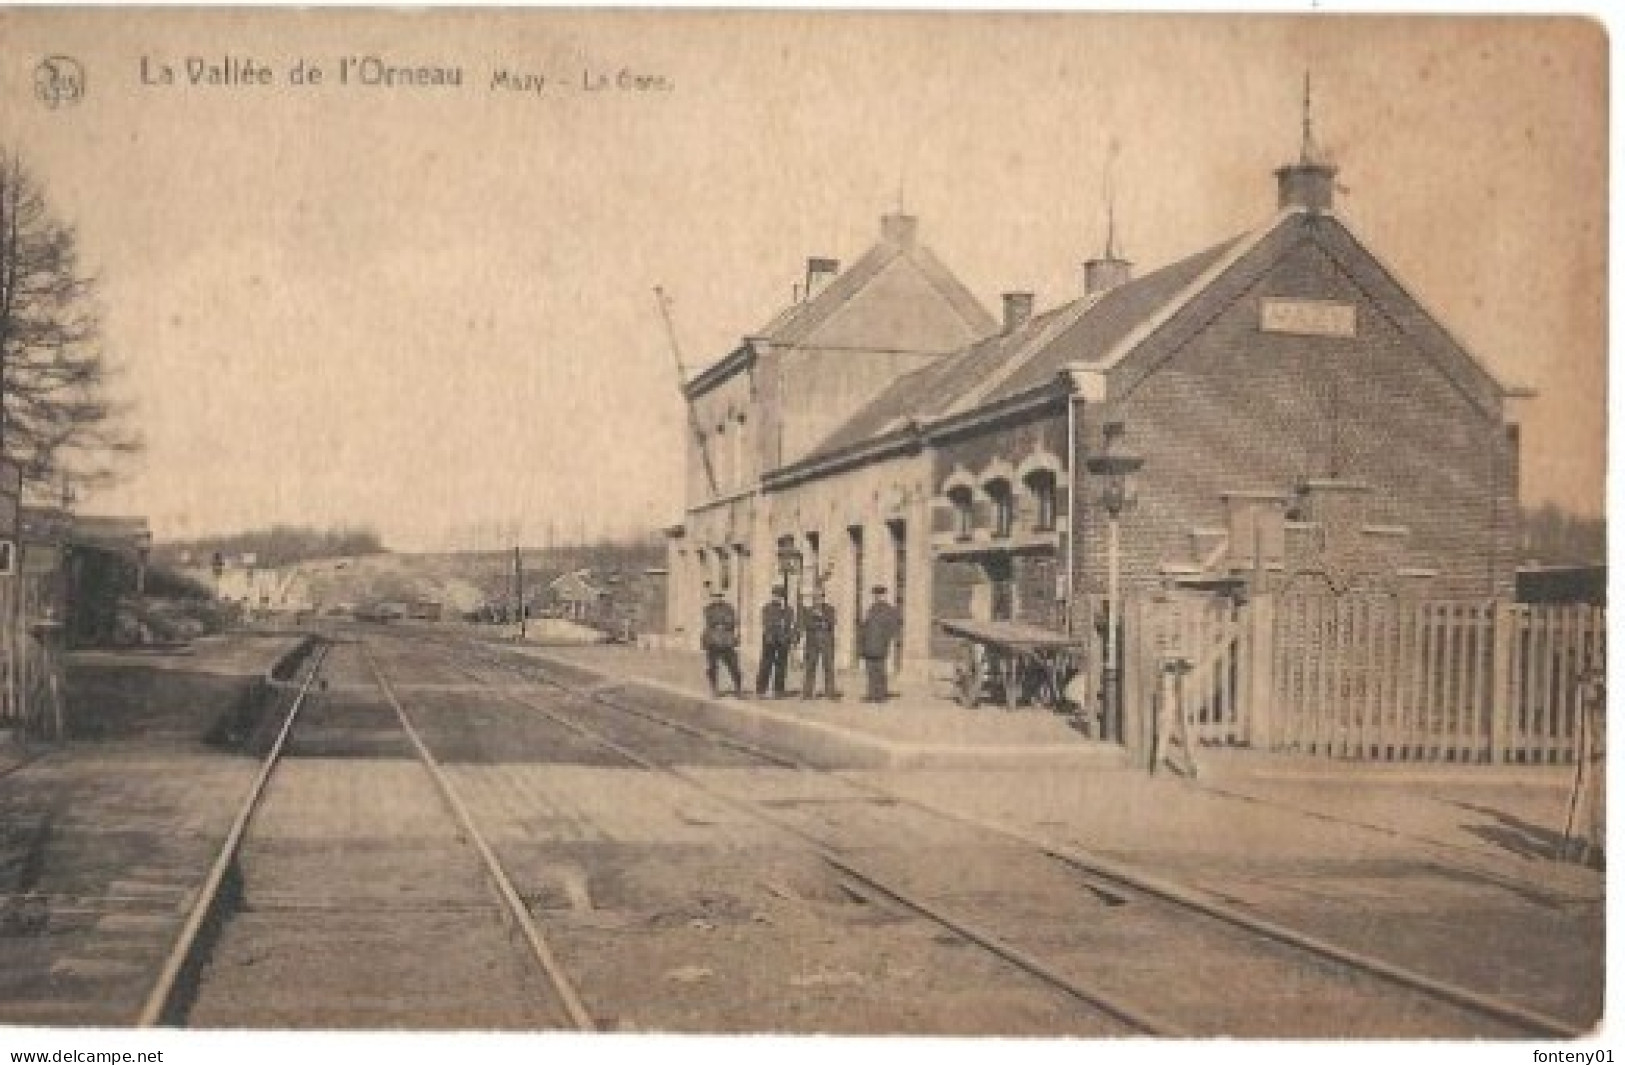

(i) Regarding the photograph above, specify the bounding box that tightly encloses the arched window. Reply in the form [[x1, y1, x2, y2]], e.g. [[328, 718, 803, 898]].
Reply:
[[986, 479, 1014, 539], [947, 486, 975, 540], [1024, 469, 1058, 532]]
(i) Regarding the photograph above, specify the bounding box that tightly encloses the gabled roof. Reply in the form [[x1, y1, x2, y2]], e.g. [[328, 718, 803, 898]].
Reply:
[[754, 235, 994, 348], [549, 568, 604, 600], [809, 301, 1072, 456], [686, 214, 995, 398], [786, 205, 1513, 482], [974, 236, 1244, 404], [803, 232, 1245, 460]]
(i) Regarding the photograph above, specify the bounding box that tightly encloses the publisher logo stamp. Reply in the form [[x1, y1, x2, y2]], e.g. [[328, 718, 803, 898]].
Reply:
[[34, 55, 86, 109]]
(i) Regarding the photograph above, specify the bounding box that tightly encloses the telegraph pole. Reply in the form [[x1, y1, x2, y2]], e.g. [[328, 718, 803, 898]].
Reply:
[[514, 545, 526, 640]]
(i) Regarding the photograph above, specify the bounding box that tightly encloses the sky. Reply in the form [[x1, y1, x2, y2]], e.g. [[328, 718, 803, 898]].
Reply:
[[0, 11, 1607, 551]]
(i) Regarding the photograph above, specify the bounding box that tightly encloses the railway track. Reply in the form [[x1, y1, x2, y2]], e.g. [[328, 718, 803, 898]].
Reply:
[[137, 626, 1592, 1035], [370, 636, 1158, 1035], [428, 631, 1589, 1039], [138, 637, 593, 1029]]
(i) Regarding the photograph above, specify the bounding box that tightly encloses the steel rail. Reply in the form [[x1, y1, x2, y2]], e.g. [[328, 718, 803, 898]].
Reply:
[[455, 635, 1590, 1040], [0, 748, 51, 783], [360, 642, 597, 1032], [1184, 778, 1602, 905], [136, 639, 331, 1027], [459, 638, 1592, 903], [430, 645, 1177, 1036]]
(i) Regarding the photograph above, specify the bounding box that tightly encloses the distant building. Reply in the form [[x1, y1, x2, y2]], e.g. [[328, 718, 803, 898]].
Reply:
[[214, 563, 313, 613], [548, 568, 606, 621], [12, 511, 155, 644], [1517, 564, 1606, 605]]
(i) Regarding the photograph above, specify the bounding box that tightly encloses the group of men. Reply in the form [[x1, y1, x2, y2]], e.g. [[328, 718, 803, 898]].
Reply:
[[700, 584, 900, 704]]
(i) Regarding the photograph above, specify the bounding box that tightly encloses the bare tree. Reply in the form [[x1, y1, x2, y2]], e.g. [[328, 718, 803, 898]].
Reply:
[[0, 147, 138, 495]]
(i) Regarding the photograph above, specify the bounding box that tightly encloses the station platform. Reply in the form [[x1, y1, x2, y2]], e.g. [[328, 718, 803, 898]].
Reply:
[[493, 639, 1124, 771], [489, 638, 1602, 885], [0, 627, 1600, 1030], [0, 633, 309, 1026]]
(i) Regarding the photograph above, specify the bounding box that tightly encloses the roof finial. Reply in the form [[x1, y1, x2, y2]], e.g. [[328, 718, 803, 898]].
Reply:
[[896, 162, 907, 214], [1300, 69, 1321, 166], [1104, 158, 1117, 260], [1102, 138, 1123, 261], [1084, 140, 1133, 295], [1275, 71, 1338, 212]]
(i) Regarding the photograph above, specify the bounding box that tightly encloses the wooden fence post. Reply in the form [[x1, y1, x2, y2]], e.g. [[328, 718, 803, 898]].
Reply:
[[4, 578, 17, 729], [1246, 593, 1276, 751], [1489, 599, 1515, 764], [1120, 592, 1148, 769]]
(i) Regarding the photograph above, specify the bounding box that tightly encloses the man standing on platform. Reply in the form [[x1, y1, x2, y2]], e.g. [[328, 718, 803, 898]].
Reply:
[[799, 588, 839, 700], [859, 585, 901, 704], [701, 589, 745, 698], [755, 587, 794, 698]]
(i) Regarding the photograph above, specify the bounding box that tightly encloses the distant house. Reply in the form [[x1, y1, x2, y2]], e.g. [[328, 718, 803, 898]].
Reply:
[[214, 564, 311, 613], [548, 568, 606, 621], [13, 511, 154, 644], [409, 600, 444, 621]]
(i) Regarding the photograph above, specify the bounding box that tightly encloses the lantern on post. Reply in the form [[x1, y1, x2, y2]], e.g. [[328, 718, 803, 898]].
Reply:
[[1084, 421, 1144, 741]]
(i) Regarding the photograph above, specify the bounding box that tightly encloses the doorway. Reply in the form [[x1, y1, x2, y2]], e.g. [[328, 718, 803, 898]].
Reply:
[[985, 555, 1014, 622]]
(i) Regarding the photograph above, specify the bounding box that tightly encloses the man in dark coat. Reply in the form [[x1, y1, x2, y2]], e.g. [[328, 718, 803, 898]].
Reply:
[[755, 587, 795, 697], [701, 590, 745, 697], [859, 585, 901, 703], [799, 588, 839, 700]]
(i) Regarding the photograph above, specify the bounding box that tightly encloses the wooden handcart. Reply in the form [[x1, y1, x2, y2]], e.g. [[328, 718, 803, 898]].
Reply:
[[937, 618, 1086, 712]]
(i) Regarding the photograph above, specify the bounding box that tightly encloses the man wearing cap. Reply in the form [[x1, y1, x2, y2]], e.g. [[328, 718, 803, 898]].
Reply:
[[799, 588, 839, 700], [859, 585, 901, 703], [755, 586, 795, 698], [701, 589, 745, 697]]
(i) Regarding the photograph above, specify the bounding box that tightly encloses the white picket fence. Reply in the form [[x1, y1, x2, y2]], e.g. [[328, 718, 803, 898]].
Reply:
[[1121, 592, 1605, 764], [0, 576, 63, 739]]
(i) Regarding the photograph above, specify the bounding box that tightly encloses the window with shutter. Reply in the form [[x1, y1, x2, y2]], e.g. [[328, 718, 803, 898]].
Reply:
[[1024, 470, 1058, 532], [948, 487, 975, 540], [986, 479, 1014, 539]]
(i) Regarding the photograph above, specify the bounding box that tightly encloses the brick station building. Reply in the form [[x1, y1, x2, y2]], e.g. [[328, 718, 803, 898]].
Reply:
[[666, 120, 1525, 689], [663, 212, 995, 655]]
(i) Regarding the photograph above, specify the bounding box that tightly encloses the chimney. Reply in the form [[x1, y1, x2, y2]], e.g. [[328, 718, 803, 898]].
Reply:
[[1274, 158, 1339, 214], [1276, 160, 1338, 213], [880, 211, 918, 247], [1276, 72, 1339, 213], [1084, 255, 1132, 296], [804, 257, 840, 301], [1001, 292, 1035, 334]]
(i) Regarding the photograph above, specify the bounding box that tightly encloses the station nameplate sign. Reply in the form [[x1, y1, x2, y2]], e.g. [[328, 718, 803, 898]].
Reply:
[[1260, 298, 1357, 338]]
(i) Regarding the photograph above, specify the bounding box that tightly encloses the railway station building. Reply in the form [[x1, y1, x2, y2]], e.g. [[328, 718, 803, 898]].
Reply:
[[665, 120, 1524, 689], [663, 212, 995, 656]]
